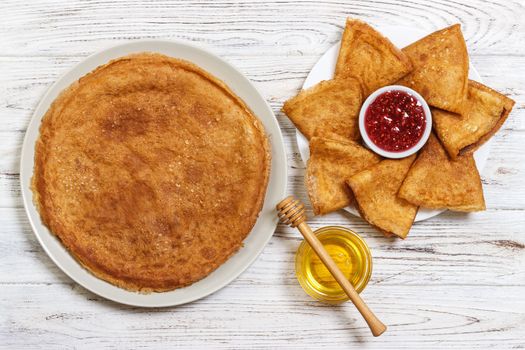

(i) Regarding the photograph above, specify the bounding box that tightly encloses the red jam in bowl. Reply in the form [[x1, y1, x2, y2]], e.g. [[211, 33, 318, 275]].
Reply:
[[364, 90, 426, 152]]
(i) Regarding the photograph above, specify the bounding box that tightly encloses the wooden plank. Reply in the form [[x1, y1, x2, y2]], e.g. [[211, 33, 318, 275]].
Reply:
[[1, 283, 523, 349], [3, 129, 525, 210], [1, 55, 524, 132], [1, 0, 524, 56], [2, 207, 524, 287]]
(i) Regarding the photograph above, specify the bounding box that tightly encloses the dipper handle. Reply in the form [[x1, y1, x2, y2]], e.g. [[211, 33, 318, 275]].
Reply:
[[276, 196, 387, 337]]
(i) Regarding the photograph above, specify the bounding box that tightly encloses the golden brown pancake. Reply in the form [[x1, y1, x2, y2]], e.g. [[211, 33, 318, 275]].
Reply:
[[346, 156, 418, 239], [32, 53, 270, 292], [398, 134, 485, 212], [432, 80, 515, 159], [306, 136, 381, 215], [282, 77, 363, 140], [398, 24, 469, 114], [335, 18, 413, 95]]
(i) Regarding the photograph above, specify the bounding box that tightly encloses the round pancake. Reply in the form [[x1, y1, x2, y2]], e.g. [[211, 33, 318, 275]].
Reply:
[[32, 53, 270, 292]]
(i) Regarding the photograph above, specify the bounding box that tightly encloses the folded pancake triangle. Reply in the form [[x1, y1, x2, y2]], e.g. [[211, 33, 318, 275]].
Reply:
[[398, 134, 485, 212], [347, 156, 418, 239], [433, 80, 515, 159], [335, 18, 413, 95], [306, 136, 380, 215], [282, 77, 363, 140], [398, 24, 469, 115]]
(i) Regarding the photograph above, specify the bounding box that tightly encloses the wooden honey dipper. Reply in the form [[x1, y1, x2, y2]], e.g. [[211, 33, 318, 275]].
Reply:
[[277, 196, 387, 337]]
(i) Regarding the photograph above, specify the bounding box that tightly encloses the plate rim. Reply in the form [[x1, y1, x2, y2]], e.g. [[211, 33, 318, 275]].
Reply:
[[20, 39, 288, 307], [295, 25, 488, 222]]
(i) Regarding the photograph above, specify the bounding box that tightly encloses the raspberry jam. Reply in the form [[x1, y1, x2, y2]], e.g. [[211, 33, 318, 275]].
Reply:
[[364, 90, 426, 152]]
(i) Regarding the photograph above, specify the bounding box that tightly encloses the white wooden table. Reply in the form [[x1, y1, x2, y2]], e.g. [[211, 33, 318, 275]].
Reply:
[[1, 1, 524, 348]]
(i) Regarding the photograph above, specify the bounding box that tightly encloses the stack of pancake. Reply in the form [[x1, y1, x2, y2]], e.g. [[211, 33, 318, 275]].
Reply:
[[33, 53, 271, 292]]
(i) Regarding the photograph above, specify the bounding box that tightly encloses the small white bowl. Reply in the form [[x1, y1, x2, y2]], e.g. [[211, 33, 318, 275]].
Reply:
[[358, 85, 432, 159]]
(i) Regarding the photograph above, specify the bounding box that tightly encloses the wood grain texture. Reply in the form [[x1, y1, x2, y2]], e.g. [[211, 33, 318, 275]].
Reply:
[[1, 0, 524, 349]]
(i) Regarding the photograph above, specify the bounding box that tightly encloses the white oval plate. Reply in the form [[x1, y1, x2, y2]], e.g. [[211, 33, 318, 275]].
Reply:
[[20, 40, 287, 307], [296, 25, 489, 222]]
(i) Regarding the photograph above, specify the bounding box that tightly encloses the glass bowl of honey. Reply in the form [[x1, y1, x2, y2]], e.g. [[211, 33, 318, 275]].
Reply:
[[295, 226, 372, 304]]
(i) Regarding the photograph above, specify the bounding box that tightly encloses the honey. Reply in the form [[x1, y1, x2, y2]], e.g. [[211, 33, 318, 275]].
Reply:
[[295, 226, 372, 304]]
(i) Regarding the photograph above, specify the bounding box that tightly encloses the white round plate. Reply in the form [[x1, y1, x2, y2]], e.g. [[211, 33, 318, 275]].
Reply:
[[20, 40, 287, 307], [296, 25, 489, 222]]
